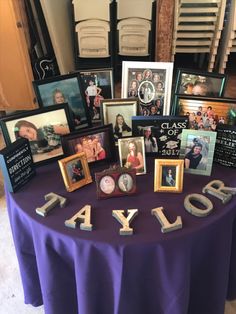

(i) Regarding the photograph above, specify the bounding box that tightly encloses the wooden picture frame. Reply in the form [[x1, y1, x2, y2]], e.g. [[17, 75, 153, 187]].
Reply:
[[179, 129, 217, 176], [214, 124, 236, 168], [172, 95, 236, 131], [118, 136, 146, 175], [121, 61, 174, 115], [132, 115, 189, 157], [101, 98, 138, 141], [154, 159, 184, 193], [32, 73, 92, 130], [174, 68, 227, 97], [61, 124, 116, 166], [79, 68, 114, 122], [0, 104, 73, 167], [95, 166, 136, 199], [58, 152, 92, 192]]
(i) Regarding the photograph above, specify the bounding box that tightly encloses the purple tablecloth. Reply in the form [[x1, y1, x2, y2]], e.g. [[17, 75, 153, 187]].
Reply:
[[5, 158, 236, 314]]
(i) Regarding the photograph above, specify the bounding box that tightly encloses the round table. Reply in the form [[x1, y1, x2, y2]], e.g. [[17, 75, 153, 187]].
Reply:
[[5, 158, 236, 314]]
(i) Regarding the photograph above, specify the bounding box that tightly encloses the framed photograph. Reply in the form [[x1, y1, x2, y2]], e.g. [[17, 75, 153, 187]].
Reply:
[[172, 95, 236, 131], [101, 98, 138, 141], [179, 129, 217, 176], [154, 159, 184, 193], [132, 115, 189, 157], [214, 124, 236, 168], [118, 136, 146, 175], [95, 166, 137, 199], [121, 61, 174, 116], [58, 152, 92, 192], [32, 73, 92, 129], [0, 104, 73, 166], [174, 68, 227, 97], [79, 68, 114, 122], [61, 124, 116, 166]]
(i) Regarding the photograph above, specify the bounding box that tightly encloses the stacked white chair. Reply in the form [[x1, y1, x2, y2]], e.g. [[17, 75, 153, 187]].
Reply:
[[116, 0, 154, 56], [73, 0, 111, 58], [217, 0, 236, 73], [172, 0, 227, 71]]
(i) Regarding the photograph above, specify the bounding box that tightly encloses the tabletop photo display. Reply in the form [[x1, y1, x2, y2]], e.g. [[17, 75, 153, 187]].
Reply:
[[121, 61, 174, 116], [0, 104, 73, 167], [101, 98, 138, 141], [95, 166, 137, 199], [32, 72, 92, 130], [79, 68, 114, 123], [132, 115, 189, 157], [179, 129, 217, 176], [174, 68, 227, 97], [154, 159, 184, 193], [58, 152, 92, 192], [61, 124, 116, 167], [172, 95, 236, 131], [118, 136, 146, 175], [214, 124, 236, 168]]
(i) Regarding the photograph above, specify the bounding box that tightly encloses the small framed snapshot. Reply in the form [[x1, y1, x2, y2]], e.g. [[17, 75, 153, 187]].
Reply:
[[0, 104, 73, 166], [79, 68, 114, 122], [132, 115, 189, 157], [172, 95, 236, 131], [154, 159, 184, 193], [174, 68, 227, 97], [0, 138, 36, 193], [58, 152, 92, 192], [214, 124, 236, 168], [101, 98, 138, 141], [95, 166, 136, 199], [121, 61, 174, 116], [61, 124, 116, 166], [118, 136, 146, 175], [32, 73, 92, 129], [179, 129, 217, 176]]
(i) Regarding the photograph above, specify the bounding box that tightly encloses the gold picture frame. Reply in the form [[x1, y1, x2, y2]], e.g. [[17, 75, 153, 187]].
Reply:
[[154, 159, 184, 193], [58, 152, 92, 192]]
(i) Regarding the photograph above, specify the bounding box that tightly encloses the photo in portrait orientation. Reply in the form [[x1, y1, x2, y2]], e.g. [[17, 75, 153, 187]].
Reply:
[[58, 152, 92, 192], [172, 95, 236, 131], [121, 61, 174, 116], [174, 68, 227, 97], [118, 136, 146, 175], [179, 129, 217, 176], [33, 73, 91, 130], [79, 68, 114, 122], [0, 104, 73, 166], [154, 159, 184, 193], [132, 115, 189, 157], [101, 98, 138, 141], [61, 124, 116, 166]]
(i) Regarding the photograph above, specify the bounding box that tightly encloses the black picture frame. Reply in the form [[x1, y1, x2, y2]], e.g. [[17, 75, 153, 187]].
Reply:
[[132, 115, 189, 158], [172, 95, 236, 130], [61, 123, 117, 167], [32, 72, 92, 130], [78, 68, 114, 123], [214, 124, 236, 168], [174, 68, 227, 97], [0, 104, 74, 167]]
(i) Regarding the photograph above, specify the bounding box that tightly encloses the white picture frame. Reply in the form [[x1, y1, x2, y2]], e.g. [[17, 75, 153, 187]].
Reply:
[[121, 61, 174, 116]]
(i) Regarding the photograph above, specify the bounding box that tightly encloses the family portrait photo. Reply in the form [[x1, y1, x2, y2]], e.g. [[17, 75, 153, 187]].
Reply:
[[121, 61, 173, 116], [79, 68, 114, 122], [0, 105, 72, 166], [33, 73, 91, 129]]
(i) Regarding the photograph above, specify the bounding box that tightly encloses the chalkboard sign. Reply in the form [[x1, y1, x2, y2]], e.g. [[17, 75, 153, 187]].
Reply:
[[214, 124, 236, 168], [0, 138, 36, 192]]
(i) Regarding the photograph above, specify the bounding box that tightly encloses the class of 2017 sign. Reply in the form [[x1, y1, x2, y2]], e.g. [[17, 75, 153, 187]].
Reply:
[[132, 116, 189, 157], [0, 138, 36, 192]]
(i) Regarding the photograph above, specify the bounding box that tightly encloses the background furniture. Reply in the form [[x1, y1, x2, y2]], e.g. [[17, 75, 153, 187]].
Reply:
[[5, 158, 236, 314]]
